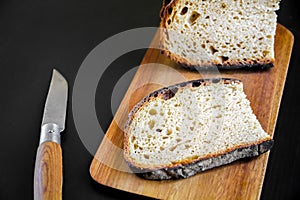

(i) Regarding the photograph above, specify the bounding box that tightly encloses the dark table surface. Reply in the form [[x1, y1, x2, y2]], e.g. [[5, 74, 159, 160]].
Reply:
[[0, 0, 299, 199]]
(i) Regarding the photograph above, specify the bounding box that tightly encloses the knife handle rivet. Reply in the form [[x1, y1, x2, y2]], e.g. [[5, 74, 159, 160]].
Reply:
[[40, 123, 61, 145]]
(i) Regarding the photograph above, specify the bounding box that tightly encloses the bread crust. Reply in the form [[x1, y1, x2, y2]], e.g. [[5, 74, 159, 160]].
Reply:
[[123, 78, 273, 179], [159, 1, 275, 69], [131, 140, 273, 180], [161, 48, 274, 70], [160, 0, 176, 28]]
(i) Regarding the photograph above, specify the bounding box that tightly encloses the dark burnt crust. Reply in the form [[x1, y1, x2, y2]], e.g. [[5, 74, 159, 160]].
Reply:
[[127, 139, 274, 180]]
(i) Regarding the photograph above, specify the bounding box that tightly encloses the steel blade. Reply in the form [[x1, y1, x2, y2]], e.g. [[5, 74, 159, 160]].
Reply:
[[41, 69, 68, 131]]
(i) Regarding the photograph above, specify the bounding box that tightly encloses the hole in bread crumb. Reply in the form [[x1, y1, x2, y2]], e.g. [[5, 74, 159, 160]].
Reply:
[[156, 128, 162, 132], [266, 35, 272, 38], [188, 11, 200, 25], [192, 81, 201, 87], [167, 19, 171, 25], [216, 114, 222, 119], [176, 126, 180, 131], [169, 145, 177, 151], [174, 103, 180, 107], [191, 155, 199, 160], [180, 7, 188, 15], [148, 120, 155, 129], [134, 144, 138, 150], [201, 44, 206, 48], [221, 2, 227, 8], [167, 129, 173, 135], [144, 154, 150, 159], [219, 56, 229, 62], [209, 46, 218, 54], [131, 136, 136, 143], [160, 146, 165, 151], [262, 50, 270, 57], [168, 7, 173, 15], [176, 138, 182, 142], [149, 109, 157, 115]]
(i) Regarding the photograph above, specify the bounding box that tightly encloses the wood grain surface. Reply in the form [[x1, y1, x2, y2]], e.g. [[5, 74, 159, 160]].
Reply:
[[34, 142, 63, 200], [90, 24, 294, 199]]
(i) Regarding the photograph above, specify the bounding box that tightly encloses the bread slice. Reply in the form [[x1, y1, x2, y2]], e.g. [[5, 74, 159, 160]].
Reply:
[[123, 78, 273, 180], [160, 0, 280, 69]]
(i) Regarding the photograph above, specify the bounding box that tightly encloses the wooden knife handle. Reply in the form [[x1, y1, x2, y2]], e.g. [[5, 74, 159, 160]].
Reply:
[[34, 142, 62, 200]]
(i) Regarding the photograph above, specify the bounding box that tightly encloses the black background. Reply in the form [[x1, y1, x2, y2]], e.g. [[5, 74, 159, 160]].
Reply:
[[0, 0, 299, 199]]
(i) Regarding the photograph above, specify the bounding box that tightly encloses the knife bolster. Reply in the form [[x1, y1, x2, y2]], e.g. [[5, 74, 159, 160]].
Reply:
[[40, 123, 61, 145]]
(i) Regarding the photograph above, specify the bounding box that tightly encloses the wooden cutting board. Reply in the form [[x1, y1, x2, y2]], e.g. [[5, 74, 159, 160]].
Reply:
[[90, 24, 294, 199]]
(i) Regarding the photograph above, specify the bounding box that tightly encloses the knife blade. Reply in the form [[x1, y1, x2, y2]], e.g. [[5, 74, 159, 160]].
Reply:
[[34, 69, 68, 200]]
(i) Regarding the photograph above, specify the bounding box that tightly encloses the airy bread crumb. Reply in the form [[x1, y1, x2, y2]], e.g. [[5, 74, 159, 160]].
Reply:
[[160, 0, 281, 68], [124, 79, 272, 179]]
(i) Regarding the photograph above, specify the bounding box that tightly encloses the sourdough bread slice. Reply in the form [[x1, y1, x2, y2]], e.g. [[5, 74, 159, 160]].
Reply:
[[160, 0, 280, 69], [123, 78, 273, 180]]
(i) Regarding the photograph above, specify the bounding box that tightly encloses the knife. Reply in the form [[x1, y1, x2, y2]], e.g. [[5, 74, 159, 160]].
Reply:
[[34, 69, 68, 200]]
